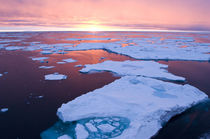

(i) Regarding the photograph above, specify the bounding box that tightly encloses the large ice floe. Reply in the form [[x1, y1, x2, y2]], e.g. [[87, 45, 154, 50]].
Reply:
[[80, 60, 185, 81], [50, 60, 208, 139]]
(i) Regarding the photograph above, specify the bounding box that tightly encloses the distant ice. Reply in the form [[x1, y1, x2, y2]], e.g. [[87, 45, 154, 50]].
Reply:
[[57, 62, 66, 64], [66, 38, 111, 41], [57, 76, 207, 139], [45, 73, 67, 80], [5, 46, 24, 51], [3, 34, 209, 61], [62, 58, 77, 63], [31, 57, 49, 61], [41, 51, 53, 55], [80, 60, 185, 81], [75, 65, 83, 68], [39, 66, 55, 69], [1, 108, 8, 112]]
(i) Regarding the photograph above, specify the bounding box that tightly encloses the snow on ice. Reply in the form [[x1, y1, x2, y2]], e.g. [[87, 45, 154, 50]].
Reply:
[[80, 60, 185, 81]]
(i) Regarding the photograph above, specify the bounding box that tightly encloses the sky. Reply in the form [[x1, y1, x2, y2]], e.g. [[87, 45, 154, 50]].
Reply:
[[0, 0, 210, 32]]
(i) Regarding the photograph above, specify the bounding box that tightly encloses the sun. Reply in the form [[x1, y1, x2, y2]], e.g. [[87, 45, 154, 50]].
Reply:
[[75, 21, 111, 31]]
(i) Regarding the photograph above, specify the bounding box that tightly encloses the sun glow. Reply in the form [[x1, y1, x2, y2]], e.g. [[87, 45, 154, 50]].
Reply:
[[74, 21, 112, 31]]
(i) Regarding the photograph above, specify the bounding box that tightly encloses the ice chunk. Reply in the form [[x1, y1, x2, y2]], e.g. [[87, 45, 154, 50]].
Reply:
[[57, 76, 207, 139], [45, 73, 67, 80], [57, 135, 72, 139], [62, 58, 77, 63], [39, 66, 55, 69], [85, 123, 97, 132], [75, 124, 89, 139], [31, 57, 49, 61], [200, 132, 210, 139], [80, 60, 185, 81], [5, 46, 24, 51], [75, 64, 82, 68], [1, 108, 8, 112], [0, 73, 2, 77], [41, 51, 53, 55], [57, 62, 66, 64], [97, 124, 116, 132]]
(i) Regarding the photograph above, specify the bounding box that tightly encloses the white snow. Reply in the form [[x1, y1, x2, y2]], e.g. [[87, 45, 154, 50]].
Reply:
[[75, 124, 89, 139], [80, 60, 185, 81], [62, 58, 77, 63], [57, 135, 72, 139], [57, 76, 207, 139], [31, 57, 49, 61], [1, 108, 8, 112], [45, 73, 67, 80], [39, 66, 55, 69], [97, 124, 116, 132]]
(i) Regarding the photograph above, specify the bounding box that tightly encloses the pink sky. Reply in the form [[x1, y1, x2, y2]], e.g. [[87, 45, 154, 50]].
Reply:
[[0, 0, 210, 31]]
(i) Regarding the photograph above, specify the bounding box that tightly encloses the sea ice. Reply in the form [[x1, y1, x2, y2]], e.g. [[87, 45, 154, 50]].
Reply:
[[75, 124, 89, 139], [41, 51, 53, 55], [31, 57, 49, 61], [75, 65, 83, 68], [62, 58, 77, 63], [1, 108, 8, 112], [97, 124, 116, 132], [57, 135, 72, 139], [85, 123, 98, 132], [57, 76, 207, 139], [80, 60, 185, 81], [39, 66, 55, 69], [57, 62, 67, 64], [45, 73, 67, 80], [5, 46, 24, 51]]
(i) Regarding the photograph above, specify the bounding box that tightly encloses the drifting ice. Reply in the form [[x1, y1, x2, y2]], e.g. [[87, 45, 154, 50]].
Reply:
[[45, 73, 67, 80]]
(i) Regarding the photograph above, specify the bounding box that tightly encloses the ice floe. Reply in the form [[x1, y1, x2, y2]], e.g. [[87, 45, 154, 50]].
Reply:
[[57, 76, 207, 139], [57, 62, 67, 64], [39, 66, 55, 69], [75, 65, 83, 68], [62, 58, 77, 63], [45, 73, 67, 80], [31, 57, 49, 61], [1, 108, 8, 112], [80, 60, 185, 81], [75, 124, 89, 139]]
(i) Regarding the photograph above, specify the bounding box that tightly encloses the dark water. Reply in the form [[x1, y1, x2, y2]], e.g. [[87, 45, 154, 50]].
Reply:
[[0, 50, 132, 139], [0, 32, 210, 139], [152, 61, 210, 139]]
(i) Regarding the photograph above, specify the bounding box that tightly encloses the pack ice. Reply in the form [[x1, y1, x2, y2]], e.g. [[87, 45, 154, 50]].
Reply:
[[56, 60, 208, 139]]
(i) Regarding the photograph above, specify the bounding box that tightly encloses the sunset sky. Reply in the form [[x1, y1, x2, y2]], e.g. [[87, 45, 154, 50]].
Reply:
[[0, 0, 210, 32]]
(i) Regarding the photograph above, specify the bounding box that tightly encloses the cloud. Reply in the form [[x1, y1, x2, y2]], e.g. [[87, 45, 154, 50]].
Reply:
[[0, 0, 210, 31]]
